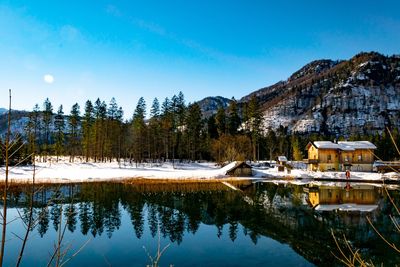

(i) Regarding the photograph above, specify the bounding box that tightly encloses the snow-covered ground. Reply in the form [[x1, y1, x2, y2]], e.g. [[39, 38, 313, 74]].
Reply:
[[253, 166, 388, 181], [0, 157, 396, 184], [0, 159, 243, 183]]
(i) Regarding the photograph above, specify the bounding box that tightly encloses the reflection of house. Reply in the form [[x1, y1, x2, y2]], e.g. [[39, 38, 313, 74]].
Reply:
[[226, 161, 253, 177], [305, 141, 376, 171], [306, 185, 379, 212]]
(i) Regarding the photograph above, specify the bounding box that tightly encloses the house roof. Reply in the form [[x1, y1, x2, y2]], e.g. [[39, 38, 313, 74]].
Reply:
[[277, 156, 288, 162], [225, 161, 252, 174], [313, 141, 340, 149], [338, 141, 377, 150], [310, 141, 376, 150]]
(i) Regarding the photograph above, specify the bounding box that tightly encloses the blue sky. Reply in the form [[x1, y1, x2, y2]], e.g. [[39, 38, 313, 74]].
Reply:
[[0, 0, 399, 117]]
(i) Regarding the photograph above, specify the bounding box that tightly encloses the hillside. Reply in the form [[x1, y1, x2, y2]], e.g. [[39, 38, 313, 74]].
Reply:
[[241, 52, 400, 135], [0, 110, 29, 135], [2, 52, 400, 138], [196, 96, 230, 118]]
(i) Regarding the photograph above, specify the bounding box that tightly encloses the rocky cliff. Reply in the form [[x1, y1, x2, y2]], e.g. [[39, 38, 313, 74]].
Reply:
[[241, 52, 400, 135]]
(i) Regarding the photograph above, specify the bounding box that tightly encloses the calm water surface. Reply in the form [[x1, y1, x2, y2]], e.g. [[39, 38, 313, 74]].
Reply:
[[1, 181, 400, 266]]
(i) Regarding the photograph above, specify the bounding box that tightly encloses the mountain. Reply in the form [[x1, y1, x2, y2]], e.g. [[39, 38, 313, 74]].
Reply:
[[0, 110, 30, 135], [0, 108, 7, 115], [196, 96, 230, 118], [241, 52, 400, 136]]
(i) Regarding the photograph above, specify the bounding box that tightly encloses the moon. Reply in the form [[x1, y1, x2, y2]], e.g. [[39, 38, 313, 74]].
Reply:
[[43, 74, 55, 84]]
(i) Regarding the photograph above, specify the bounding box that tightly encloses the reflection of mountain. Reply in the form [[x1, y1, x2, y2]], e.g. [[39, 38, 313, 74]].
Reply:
[[4, 182, 400, 266]]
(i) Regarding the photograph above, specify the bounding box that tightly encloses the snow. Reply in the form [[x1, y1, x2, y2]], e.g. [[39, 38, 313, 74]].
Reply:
[[311, 141, 376, 150], [314, 204, 378, 212], [338, 141, 377, 150], [0, 157, 396, 184], [313, 141, 340, 149], [253, 165, 385, 181], [0, 159, 241, 184], [356, 73, 367, 80]]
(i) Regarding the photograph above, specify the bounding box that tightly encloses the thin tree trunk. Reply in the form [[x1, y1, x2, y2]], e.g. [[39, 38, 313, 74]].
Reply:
[[15, 155, 36, 267], [0, 89, 12, 266]]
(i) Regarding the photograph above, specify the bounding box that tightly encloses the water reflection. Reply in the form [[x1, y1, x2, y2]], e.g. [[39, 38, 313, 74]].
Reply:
[[2, 181, 400, 266], [306, 183, 380, 211]]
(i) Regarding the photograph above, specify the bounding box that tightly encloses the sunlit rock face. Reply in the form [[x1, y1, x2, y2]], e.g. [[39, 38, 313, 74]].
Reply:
[[241, 52, 400, 136]]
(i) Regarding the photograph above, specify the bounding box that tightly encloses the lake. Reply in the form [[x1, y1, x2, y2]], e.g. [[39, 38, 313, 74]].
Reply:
[[1, 180, 399, 266]]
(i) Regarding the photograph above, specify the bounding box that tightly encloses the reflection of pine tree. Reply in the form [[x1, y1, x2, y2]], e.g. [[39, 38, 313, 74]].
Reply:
[[216, 225, 223, 238], [172, 211, 185, 244], [91, 203, 104, 237], [160, 207, 172, 239], [65, 204, 77, 233], [79, 203, 92, 235], [50, 204, 61, 231], [249, 230, 259, 245], [147, 204, 159, 238], [229, 222, 238, 241], [184, 196, 201, 234], [37, 207, 50, 237], [21, 205, 36, 230], [129, 202, 144, 239], [104, 202, 121, 239]]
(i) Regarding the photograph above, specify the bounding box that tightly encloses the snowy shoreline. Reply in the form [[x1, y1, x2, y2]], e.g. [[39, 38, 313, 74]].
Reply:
[[0, 159, 398, 184]]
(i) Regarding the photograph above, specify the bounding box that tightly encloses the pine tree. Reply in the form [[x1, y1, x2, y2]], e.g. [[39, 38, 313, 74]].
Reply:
[[291, 135, 303, 161], [25, 105, 40, 158], [266, 129, 277, 160], [54, 105, 65, 161], [171, 93, 186, 161], [227, 97, 240, 135], [105, 98, 124, 162], [132, 97, 147, 166], [116, 106, 124, 162], [247, 96, 263, 161], [68, 103, 81, 162], [93, 99, 107, 162], [32, 104, 41, 154], [207, 115, 218, 140], [42, 98, 53, 160], [149, 98, 161, 161], [215, 106, 226, 137], [82, 100, 94, 162], [185, 103, 203, 160], [161, 97, 172, 160]]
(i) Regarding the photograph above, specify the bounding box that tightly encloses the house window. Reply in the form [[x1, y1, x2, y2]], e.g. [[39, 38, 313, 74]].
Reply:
[[358, 154, 362, 162], [345, 156, 349, 162], [328, 154, 332, 161]]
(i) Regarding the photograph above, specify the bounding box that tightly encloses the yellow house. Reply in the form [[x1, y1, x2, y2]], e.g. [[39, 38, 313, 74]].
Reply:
[[306, 141, 376, 172]]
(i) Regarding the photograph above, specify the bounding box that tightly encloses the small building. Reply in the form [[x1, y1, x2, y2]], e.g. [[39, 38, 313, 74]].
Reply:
[[277, 156, 288, 165], [305, 141, 376, 172], [226, 161, 253, 177]]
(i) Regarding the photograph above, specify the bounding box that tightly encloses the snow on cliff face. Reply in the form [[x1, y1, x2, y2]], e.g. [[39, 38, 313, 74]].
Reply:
[[257, 52, 400, 135], [263, 83, 400, 135]]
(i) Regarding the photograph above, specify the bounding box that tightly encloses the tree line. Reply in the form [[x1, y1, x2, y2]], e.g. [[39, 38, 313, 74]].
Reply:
[[1, 91, 399, 166]]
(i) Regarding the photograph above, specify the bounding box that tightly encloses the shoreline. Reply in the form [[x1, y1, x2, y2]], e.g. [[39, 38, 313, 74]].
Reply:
[[1, 176, 399, 186], [0, 176, 258, 187], [0, 160, 399, 185]]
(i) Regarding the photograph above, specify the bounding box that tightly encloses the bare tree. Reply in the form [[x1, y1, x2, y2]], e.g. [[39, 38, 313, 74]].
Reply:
[[0, 89, 12, 266]]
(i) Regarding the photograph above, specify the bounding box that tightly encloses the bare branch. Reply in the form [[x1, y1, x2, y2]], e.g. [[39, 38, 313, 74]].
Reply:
[[60, 238, 92, 267]]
